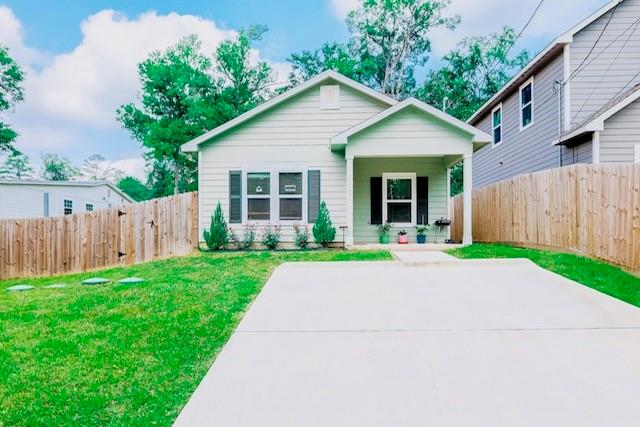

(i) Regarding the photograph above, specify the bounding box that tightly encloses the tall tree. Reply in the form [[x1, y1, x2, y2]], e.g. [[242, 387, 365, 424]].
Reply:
[[0, 45, 25, 154], [0, 151, 33, 180], [415, 27, 529, 121], [80, 154, 124, 182], [117, 176, 152, 202], [117, 35, 215, 195], [41, 153, 79, 181]]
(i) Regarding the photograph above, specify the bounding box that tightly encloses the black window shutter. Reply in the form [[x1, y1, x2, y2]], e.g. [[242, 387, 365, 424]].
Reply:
[[308, 170, 321, 223], [229, 171, 242, 223], [370, 177, 382, 225], [417, 176, 429, 225]]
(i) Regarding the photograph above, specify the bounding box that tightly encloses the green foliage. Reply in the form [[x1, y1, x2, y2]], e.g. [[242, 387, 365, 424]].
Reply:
[[294, 225, 310, 249], [415, 27, 530, 121], [449, 161, 463, 196], [312, 201, 336, 247], [117, 176, 152, 202], [203, 202, 228, 250], [261, 225, 281, 250], [40, 153, 79, 181], [0, 45, 24, 153], [229, 224, 256, 250], [377, 222, 392, 235], [0, 151, 33, 180], [0, 250, 392, 426], [416, 224, 431, 235]]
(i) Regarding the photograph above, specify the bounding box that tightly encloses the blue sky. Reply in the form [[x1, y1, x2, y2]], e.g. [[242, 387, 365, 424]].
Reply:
[[0, 0, 608, 178]]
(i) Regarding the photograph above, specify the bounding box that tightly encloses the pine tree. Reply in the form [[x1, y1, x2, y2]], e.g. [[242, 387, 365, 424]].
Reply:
[[203, 202, 228, 250], [312, 201, 336, 247]]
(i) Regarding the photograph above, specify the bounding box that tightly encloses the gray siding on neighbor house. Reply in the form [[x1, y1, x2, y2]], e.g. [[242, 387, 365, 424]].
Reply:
[[569, 0, 640, 128], [600, 97, 640, 162], [562, 140, 593, 165], [472, 53, 568, 187]]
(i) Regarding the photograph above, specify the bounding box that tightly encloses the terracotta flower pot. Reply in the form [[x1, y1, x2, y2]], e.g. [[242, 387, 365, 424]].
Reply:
[[398, 234, 409, 244]]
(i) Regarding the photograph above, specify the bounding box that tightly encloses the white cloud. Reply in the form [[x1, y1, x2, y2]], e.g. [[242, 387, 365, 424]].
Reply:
[[0, 5, 46, 65], [108, 157, 147, 181], [330, 0, 359, 19]]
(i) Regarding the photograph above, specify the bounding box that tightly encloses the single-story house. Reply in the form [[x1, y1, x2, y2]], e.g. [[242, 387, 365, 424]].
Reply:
[[182, 71, 491, 245], [0, 180, 134, 220]]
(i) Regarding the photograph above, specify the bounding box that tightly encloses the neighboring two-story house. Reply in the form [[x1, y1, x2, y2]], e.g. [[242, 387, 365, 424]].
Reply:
[[469, 0, 640, 188]]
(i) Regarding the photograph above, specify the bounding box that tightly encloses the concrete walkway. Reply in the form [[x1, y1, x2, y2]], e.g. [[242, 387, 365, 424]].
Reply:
[[175, 258, 640, 427], [391, 249, 459, 262]]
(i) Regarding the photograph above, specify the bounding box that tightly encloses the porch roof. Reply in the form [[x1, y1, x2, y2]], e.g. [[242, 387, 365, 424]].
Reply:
[[330, 98, 491, 153]]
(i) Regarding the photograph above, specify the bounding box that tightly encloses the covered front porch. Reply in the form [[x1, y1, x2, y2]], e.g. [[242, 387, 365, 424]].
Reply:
[[331, 98, 490, 246]]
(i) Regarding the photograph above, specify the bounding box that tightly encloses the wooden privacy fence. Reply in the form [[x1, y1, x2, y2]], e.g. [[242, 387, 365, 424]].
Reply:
[[0, 191, 198, 280], [451, 164, 640, 271]]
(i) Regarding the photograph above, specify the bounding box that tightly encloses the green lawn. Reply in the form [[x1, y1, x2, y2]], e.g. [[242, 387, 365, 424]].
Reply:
[[448, 243, 640, 308], [0, 250, 391, 426]]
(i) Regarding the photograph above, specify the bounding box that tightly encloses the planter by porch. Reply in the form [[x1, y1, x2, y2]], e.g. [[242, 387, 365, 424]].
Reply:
[[379, 234, 390, 244], [416, 235, 426, 244], [398, 234, 409, 244]]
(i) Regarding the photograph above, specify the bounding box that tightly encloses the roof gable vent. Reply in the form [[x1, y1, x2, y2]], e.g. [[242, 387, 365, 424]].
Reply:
[[320, 85, 340, 110]]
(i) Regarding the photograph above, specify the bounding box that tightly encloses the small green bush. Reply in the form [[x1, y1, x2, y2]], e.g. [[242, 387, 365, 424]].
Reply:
[[203, 202, 228, 250], [229, 224, 255, 250], [261, 226, 281, 250], [294, 225, 310, 249], [312, 201, 336, 247]]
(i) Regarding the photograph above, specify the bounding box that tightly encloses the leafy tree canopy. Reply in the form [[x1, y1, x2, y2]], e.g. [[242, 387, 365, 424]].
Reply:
[[0, 45, 25, 154], [117, 176, 152, 202], [0, 150, 33, 180], [415, 27, 529, 121], [41, 153, 79, 181], [81, 154, 124, 183]]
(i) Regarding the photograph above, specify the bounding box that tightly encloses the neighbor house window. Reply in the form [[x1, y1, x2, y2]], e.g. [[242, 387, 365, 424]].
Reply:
[[520, 77, 534, 130], [279, 172, 303, 220], [382, 173, 416, 225], [247, 172, 271, 221], [492, 104, 502, 146], [64, 199, 73, 215], [86, 203, 94, 212]]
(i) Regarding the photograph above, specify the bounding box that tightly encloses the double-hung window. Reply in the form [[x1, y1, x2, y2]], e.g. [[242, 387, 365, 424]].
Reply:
[[382, 173, 416, 225], [279, 172, 303, 221], [520, 77, 534, 130], [492, 104, 502, 146], [86, 203, 94, 212], [64, 199, 73, 215], [246, 172, 271, 221]]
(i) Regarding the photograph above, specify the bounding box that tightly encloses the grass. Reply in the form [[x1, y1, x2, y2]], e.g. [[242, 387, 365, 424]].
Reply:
[[0, 249, 391, 426], [447, 243, 640, 307]]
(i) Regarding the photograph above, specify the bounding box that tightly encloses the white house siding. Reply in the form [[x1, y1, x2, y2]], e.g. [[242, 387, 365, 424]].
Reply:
[[473, 53, 571, 187], [600, 97, 640, 162], [197, 79, 389, 242], [352, 157, 448, 244], [569, 0, 640, 128], [0, 183, 130, 219]]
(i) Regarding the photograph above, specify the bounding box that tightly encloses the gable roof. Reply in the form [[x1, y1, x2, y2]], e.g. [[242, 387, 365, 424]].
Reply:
[[181, 70, 397, 152], [557, 83, 640, 144], [330, 98, 492, 150], [467, 0, 623, 125], [0, 179, 135, 203]]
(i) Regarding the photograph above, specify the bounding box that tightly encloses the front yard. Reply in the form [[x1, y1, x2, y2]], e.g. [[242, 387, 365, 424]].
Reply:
[[0, 250, 391, 426]]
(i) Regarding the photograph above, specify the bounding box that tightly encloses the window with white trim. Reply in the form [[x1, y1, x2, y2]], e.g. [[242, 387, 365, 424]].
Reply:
[[247, 172, 270, 221], [520, 78, 534, 130], [64, 199, 73, 215], [279, 172, 303, 220], [492, 104, 502, 146], [86, 203, 94, 212], [382, 173, 416, 225]]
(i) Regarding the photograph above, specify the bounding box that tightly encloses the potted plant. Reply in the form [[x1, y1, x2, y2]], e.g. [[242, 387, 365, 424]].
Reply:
[[377, 222, 392, 244], [397, 229, 409, 244], [416, 225, 430, 244]]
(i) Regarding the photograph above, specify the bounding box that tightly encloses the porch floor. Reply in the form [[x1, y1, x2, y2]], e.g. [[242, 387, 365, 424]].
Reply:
[[347, 243, 463, 252]]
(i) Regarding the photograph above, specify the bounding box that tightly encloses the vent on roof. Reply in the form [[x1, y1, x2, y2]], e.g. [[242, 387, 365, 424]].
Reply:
[[320, 85, 340, 110]]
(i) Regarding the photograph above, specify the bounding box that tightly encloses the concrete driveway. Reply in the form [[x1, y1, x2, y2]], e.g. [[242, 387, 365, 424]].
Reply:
[[175, 258, 640, 427]]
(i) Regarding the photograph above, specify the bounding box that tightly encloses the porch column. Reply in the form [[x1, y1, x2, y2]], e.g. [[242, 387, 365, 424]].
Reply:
[[346, 156, 354, 246], [463, 154, 473, 245]]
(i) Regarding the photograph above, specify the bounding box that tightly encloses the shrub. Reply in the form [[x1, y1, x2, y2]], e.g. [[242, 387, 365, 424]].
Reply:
[[312, 201, 336, 247], [377, 222, 392, 236], [229, 224, 255, 250], [203, 202, 228, 250], [294, 225, 310, 249], [261, 225, 281, 250]]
